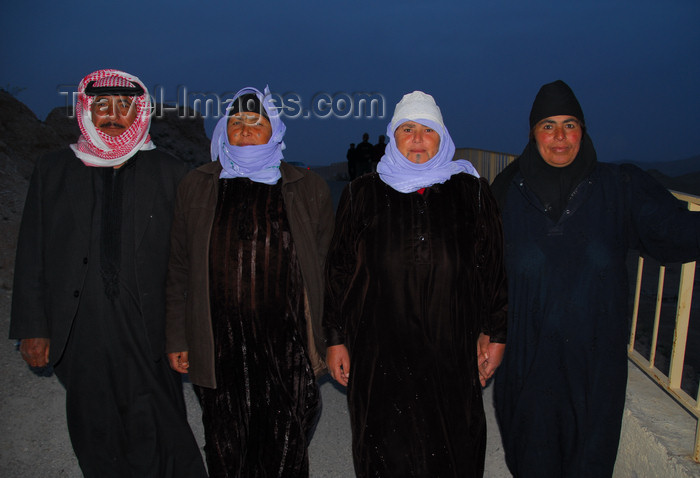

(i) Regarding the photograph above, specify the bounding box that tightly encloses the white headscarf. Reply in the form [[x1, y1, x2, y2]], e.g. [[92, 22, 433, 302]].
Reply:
[[377, 91, 479, 193]]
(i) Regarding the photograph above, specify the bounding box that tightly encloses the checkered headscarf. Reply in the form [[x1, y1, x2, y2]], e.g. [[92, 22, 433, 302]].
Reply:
[[70, 69, 154, 167]]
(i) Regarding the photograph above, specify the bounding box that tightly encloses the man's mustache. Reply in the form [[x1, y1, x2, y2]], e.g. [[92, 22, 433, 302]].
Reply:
[[98, 122, 125, 130]]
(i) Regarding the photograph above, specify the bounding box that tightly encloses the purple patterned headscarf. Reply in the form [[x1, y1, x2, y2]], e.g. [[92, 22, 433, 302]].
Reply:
[[211, 85, 285, 184]]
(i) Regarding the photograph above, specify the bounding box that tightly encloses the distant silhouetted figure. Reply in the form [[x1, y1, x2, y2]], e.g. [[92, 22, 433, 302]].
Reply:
[[371, 134, 387, 171], [355, 132, 373, 177], [346, 143, 358, 180]]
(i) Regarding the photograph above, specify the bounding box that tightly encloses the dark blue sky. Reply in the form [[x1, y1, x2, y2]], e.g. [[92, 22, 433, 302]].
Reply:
[[2, 1, 698, 167]]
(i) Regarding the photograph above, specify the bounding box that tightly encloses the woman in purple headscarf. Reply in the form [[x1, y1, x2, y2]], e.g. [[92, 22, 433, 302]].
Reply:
[[165, 86, 334, 478], [324, 91, 508, 477]]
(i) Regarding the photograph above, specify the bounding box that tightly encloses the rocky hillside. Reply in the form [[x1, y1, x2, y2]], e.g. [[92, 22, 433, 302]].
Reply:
[[0, 89, 210, 292]]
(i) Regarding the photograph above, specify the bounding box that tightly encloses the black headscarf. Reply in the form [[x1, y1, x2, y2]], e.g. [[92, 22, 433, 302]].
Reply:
[[529, 80, 584, 129], [519, 80, 597, 221]]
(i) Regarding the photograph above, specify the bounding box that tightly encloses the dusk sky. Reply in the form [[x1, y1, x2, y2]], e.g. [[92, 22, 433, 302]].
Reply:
[[2, 1, 698, 167]]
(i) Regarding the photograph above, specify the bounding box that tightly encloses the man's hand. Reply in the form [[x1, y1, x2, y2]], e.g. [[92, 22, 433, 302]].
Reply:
[[326, 344, 351, 387], [19, 338, 50, 368], [168, 351, 190, 374], [477, 333, 505, 387]]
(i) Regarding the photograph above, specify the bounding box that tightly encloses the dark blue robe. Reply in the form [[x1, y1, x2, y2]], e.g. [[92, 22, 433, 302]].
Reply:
[[493, 162, 700, 477]]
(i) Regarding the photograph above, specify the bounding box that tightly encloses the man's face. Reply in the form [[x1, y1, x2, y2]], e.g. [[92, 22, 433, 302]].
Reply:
[[227, 112, 272, 146], [393, 121, 440, 164], [533, 115, 582, 167], [90, 95, 138, 137]]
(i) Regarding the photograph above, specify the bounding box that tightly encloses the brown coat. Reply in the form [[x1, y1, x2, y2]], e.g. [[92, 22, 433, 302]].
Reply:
[[166, 161, 334, 388]]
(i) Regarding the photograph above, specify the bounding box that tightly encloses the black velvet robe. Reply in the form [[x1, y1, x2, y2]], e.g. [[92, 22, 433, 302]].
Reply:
[[492, 161, 700, 477], [325, 172, 507, 478], [195, 178, 319, 478]]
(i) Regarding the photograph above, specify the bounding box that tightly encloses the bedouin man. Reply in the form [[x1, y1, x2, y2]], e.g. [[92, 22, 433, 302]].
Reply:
[[9, 69, 207, 478]]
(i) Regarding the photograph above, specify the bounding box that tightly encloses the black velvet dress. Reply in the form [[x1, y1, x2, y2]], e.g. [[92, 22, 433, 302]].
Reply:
[[194, 178, 320, 478], [324, 172, 507, 478]]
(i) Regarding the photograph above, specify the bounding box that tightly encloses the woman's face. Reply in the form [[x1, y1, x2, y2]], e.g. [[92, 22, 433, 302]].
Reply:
[[394, 121, 440, 164], [227, 112, 272, 146], [533, 115, 582, 167]]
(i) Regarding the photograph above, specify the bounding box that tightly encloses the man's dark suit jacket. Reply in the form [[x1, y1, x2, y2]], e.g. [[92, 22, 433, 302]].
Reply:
[[9, 148, 188, 365]]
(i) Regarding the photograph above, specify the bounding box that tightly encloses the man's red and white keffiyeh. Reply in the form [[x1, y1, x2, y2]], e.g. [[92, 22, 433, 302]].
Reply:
[[70, 69, 155, 167]]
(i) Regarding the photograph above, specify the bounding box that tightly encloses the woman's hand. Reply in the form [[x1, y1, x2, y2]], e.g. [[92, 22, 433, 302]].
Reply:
[[326, 344, 351, 387], [477, 333, 505, 387], [168, 351, 190, 374]]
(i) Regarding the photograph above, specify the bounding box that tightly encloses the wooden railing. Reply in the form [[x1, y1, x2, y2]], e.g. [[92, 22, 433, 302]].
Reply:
[[453, 148, 516, 182], [627, 190, 700, 462]]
